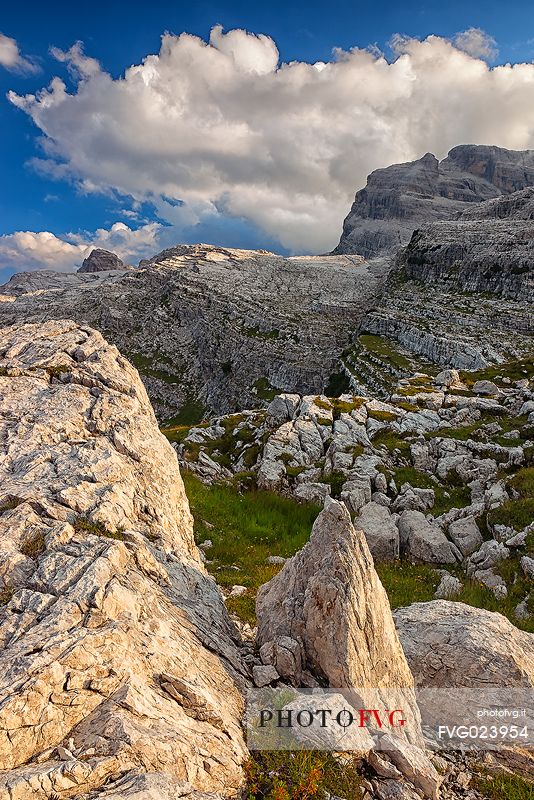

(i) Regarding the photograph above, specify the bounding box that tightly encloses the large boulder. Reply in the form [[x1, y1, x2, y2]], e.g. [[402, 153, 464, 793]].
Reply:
[[0, 321, 247, 798], [355, 501, 399, 560], [256, 498, 424, 747], [395, 601, 534, 688], [398, 510, 457, 564], [447, 516, 482, 558]]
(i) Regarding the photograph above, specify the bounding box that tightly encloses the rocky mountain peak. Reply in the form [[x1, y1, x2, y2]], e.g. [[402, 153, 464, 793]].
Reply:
[[334, 143, 534, 257], [78, 248, 131, 273]]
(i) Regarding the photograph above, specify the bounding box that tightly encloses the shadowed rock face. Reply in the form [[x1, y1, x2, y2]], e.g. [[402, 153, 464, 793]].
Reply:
[[396, 188, 534, 302], [78, 248, 129, 273], [334, 145, 534, 257], [0, 320, 248, 799]]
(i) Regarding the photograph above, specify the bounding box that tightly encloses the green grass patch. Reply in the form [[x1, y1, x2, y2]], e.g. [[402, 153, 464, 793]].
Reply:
[[372, 429, 411, 458], [367, 409, 398, 422], [20, 532, 46, 559], [376, 562, 439, 607], [255, 377, 278, 402], [394, 467, 435, 489], [461, 356, 534, 387], [321, 470, 346, 498], [163, 397, 206, 426], [378, 561, 534, 632], [509, 466, 534, 498], [358, 334, 412, 371], [183, 473, 320, 622], [488, 498, 534, 532], [244, 751, 362, 800], [128, 351, 183, 385], [161, 424, 195, 444], [473, 772, 534, 799], [432, 484, 471, 516], [0, 588, 14, 606]]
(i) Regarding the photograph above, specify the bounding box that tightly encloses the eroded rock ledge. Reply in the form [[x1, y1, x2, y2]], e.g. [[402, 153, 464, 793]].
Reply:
[[0, 320, 248, 799]]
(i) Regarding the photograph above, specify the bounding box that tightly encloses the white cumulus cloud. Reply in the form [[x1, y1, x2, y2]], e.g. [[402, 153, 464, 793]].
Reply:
[[0, 222, 162, 273], [8, 26, 534, 253], [0, 32, 38, 73], [453, 27, 498, 61]]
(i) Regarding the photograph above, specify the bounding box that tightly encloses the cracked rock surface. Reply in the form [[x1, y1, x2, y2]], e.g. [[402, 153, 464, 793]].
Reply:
[[0, 320, 247, 799]]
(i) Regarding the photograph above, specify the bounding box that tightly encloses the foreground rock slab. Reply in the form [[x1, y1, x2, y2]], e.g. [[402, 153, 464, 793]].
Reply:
[[395, 601, 534, 688], [0, 320, 247, 799]]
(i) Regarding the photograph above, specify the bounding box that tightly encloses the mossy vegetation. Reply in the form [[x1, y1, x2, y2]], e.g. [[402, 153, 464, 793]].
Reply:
[[426, 413, 529, 446], [372, 429, 411, 458], [461, 356, 534, 387], [254, 377, 278, 401], [163, 397, 207, 426], [358, 334, 413, 372], [367, 409, 399, 422], [488, 499, 534, 532], [0, 588, 14, 606], [128, 351, 183, 385], [0, 498, 22, 515]]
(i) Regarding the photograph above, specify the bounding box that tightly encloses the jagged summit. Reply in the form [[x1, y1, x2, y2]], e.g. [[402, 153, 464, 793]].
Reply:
[[334, 144, 534, 257], [78, 247, 132, 272]]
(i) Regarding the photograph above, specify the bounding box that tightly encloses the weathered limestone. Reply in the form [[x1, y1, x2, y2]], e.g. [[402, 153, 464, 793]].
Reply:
[[395, 601, 534, 688], [0, 321, 247, 799], [397, 511, 456, 564], [256, 498, 423, 742], [0, 245, 389, 419], [355, 501, 399, 561]]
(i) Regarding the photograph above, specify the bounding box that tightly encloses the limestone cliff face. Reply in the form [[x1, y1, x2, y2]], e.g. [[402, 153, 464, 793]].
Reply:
[[0, 320, 247, 799], [396, 188, 534, 301], [334, 145, 534, 257], [0, 245, 388, 420]]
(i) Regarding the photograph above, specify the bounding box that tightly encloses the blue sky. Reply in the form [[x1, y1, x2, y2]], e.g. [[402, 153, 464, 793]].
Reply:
[[2, 0, 534, 280]]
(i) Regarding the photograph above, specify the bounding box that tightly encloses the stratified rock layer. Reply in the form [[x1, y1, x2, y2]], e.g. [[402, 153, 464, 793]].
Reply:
[[0, 245, 388, 420], [0, 320, 247, 799]]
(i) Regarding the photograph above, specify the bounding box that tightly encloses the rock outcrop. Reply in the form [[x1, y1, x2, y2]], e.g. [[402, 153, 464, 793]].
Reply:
[[396, 189, 534, 302], [0, 320, 247, 798], [395, 601, 534, 688], [334, 145, 534, 257], [0, 245, 389, 420], [256, 498, 424, 745], [78, 249, 129, 273]]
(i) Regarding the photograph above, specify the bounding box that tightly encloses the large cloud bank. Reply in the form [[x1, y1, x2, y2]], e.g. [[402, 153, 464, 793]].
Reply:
[[7, 25, 534, 261]]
